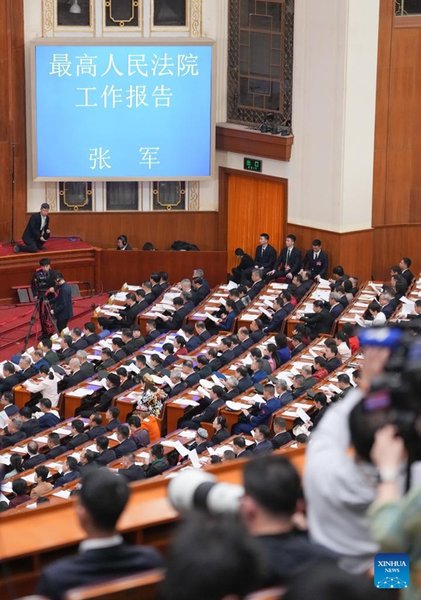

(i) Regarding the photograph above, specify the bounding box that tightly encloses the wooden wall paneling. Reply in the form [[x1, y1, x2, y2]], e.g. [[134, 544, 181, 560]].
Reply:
[[99, 250, 228, 292], [287, 224, 374, 282], [0, 249, 99, 303], [220, 168, 287, 272], [372, 0, 421, 227], [0, 0, 26, 243], [35, 211, 223, 252], [216, 125, 294, 161], [372, 224, 421, 280]]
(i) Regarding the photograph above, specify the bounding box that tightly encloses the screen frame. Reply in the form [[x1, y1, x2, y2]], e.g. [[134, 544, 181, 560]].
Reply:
[[30, 37, 215, 182]]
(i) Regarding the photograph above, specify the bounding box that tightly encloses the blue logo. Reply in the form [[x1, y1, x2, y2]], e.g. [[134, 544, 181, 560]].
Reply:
[[374, 553, 410, 589]]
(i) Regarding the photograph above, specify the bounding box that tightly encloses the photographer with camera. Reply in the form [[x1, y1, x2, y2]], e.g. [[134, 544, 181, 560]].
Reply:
[[31, 258, 57, 299], [303, 343, 392, 575], [29, 258, 58, 338]]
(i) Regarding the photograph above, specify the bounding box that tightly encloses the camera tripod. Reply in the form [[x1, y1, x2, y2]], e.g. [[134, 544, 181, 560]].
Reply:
[[22, 294, 58, 352]]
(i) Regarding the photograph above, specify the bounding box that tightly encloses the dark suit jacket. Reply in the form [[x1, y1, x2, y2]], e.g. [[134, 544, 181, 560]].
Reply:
[[401, 269, 414, 286], [21, 418, 41, 436], [292, 279, 313, 300], [4, 404, 19, 417], [303, 250, 328, 278], [169, 381, 187, 398], [37, 542, 163, 600], [0, 430, 26, 449], [17, 366, 38, 382], [114, 438, 138, 458], [271, 431, 292, 449], [275, 247, 301, 275], [22, 453, 45, 470], [143, 457, 169, 477], [238, 376, 253, 393], [54, 283, 74, 321], [57, 347, 76, 361], [59, 369, 87, 391], [266, 308, 290, 333], [66, 432, 89, 450], [191, 283, 211, 306], [184, 372, 201, 388], [254, 244, 277, 271], [192, 398, 224, 424], [248, 280, 265, 300], [325, 357, 342, 373], [45, 445, 67, 459], [23, 212, 49, 245], [93, 386, 122, 412], [219, 349, 235, 366], [54, 470, 79, 488], [302, 309, 333, 337], [80, 361, 95, 376], [329, 303, 344, 320], [118, 464, 146, 482], [105, 418, 121, 431], [186, 335, 202, 352], [198, 330, 211, 343], [87, 426, 107, 440], [45, 350, 60, 365], [85, 332, 101, 345], [252, 439, 273, 455], [95, 448, 117, 465], [72, 338, 89, 350]]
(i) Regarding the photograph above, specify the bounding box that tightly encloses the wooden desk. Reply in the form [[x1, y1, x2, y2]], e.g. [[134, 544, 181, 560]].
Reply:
[[0, 444, 304, 597]]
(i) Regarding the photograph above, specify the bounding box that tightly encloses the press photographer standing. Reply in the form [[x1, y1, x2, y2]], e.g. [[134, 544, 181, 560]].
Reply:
[[52, 273, 73, 333], [31, 258, 58, 338]]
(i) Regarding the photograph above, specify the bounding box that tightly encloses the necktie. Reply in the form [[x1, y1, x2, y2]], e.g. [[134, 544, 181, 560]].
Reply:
[[287, 249, 291, 263], [314, 252, 318, 260]]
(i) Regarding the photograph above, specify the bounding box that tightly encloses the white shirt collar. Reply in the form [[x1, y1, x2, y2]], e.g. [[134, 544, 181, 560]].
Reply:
[[79, 534, 123, 553]]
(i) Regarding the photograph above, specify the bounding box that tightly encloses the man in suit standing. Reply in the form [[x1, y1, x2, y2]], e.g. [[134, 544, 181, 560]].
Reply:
[[266, 234, 301, 281], [37, 469, 163, 599], [53, 273, 73, 332], [302, 239, 328, 279], [399, 257, 414, 286], [14, 203, 50, 253]]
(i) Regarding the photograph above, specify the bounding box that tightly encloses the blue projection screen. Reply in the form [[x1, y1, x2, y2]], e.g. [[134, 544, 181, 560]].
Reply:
[[32, 41, 214, 180]]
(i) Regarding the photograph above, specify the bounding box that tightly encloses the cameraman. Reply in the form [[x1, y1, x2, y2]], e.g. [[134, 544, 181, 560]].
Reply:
[[52, 273, 73, 333], [31, 258, 58, 337], [31, 258, 57, 299], [304, 346, 392, 574]]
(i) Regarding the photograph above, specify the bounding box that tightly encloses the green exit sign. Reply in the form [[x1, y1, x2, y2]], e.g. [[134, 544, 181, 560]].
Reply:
[[244, 157, 262, 172]]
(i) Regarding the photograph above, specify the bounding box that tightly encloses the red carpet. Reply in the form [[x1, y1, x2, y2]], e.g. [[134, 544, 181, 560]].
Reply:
[[0, 236, 95, 257], [0, 293, 108, 360]]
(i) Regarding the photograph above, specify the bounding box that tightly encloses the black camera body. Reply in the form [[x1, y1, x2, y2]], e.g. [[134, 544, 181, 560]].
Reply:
[[357, 323, 421, 462]]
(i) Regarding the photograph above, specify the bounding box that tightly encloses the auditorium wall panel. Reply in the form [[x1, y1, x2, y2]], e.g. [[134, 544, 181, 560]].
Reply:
[[372, 224, 421, 280], [36, 211, 224, 252], [372, 0, 421, 227], [287, 224, 374, 282], [0, 0, 26, 243], [99, 250, 228, 291]]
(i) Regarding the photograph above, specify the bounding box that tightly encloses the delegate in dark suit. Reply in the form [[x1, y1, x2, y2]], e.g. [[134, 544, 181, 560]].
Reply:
[[37, 542, 163, 600], [302, 250, 328, 278], [269, 247, 302, 279], [254, 244, 277, 274]]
